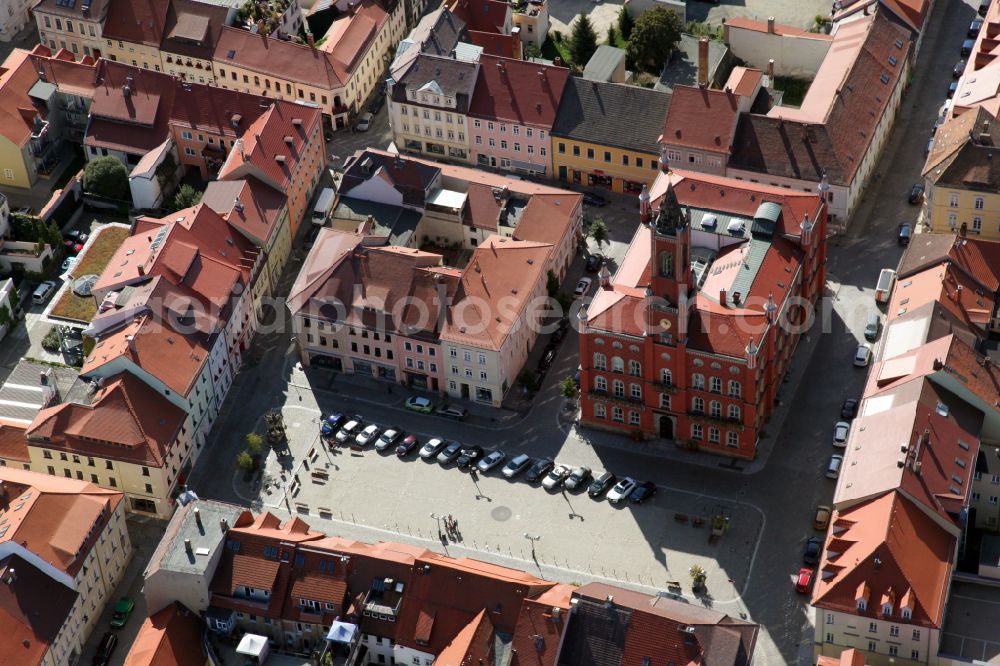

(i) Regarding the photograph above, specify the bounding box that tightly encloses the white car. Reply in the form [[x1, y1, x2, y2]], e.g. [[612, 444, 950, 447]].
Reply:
[[355, 424, 380, 447], [826, 454, 844, 479], [419, 438, 446, 459], [477, 450, 506, 472], [853, 344, 872, 367], [335, 420, 361, 443], [356, 112, 374, 131], [574, 277, 593, 296], [61, 256, 77, 273], [541, 464, 571, 490], [832, 421, 850, 448], [607, 476, 637, 504]]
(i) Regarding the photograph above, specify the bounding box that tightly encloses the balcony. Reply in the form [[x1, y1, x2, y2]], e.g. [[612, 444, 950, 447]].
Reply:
[[652, 380, 678, 393]]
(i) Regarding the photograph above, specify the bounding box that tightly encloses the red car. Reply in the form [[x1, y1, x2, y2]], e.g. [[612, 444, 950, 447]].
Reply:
[[64, 239, 84, 254], [795, 567, 814, 594]]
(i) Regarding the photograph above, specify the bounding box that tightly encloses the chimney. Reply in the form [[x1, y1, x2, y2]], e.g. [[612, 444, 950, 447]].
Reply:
[[137, 264, 145, 276], [307, 32, 315, 50], [767, 16, 775, 33], [698, 38, 709, 87], [554, 56, 562, 68], [126, 334, 137, 354], [184, 538, 193, 554], [194, 507, 202, 529], [719, 289, 727, 306], [979, 120, 992, 145], [767, 59, 775, 83], [220, 518, 230, 532]]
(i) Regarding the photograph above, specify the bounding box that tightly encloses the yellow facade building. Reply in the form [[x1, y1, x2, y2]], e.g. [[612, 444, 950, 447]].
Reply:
[[550, 77, 671, 194], [922, 107, 1000, 239]]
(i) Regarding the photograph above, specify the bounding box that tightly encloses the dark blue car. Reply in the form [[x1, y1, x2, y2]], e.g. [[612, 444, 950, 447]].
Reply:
[[320, 412, 345, 436]]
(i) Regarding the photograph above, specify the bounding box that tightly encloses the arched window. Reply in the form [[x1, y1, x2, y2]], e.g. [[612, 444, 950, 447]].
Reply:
[[612, 380, 625, 397], [611, 356, 624, 373], [691, 373, 705, 390], [628, 360, 641, 376], [593, 352, 606, 370], [660, 368, 672, 386], [710, 401, 721, 418], [630, 383, 642, 400], [595, 376, 607, 392], [692, 396, 704, 413], [728, 380, 742, 398], [708, 427, 720, 443], [612, 406, 624, 422], [728, 404, 741, 421], [659, 251, 674, 278]]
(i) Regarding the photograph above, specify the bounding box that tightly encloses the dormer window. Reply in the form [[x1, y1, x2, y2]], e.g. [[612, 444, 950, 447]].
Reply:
[[882, 603, 892, 617], [901, 607, 912, 620], [857, 599, 867, 612]]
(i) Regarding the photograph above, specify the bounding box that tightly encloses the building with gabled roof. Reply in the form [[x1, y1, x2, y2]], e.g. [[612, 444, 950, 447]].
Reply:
[[660, 84, 745, 178], [0, 49, 61, 188], [0, 467, 130, 665], [32, 0, 111, 59], [578, 162, 827, 457], [122, 601, 207, 666]]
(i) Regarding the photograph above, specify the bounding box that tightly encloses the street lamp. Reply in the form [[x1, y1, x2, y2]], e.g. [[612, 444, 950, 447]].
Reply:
[[430, 512, 444, 539], [524, 533, 542, 559]]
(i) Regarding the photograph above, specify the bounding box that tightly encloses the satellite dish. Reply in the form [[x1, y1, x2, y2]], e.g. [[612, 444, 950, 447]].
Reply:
[[72, 274, 98, 297]]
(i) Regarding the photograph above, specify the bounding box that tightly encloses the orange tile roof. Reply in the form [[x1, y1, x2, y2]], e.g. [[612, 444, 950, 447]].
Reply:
[[510, 585, 574, 666], [817, 649, 868, 666], [323, 0, 389, 73], [213, 26, 345, 89], [0, 554, 78, 666], [0, 423, 30, 462], [0, 467, 123, 577], [813, 492, 955, 628], [83, 316, 210, 397], [468, 55, 570, 128], [218, 102, 322, 192], [102, 0, 170, 45], [0, 50, 42, 148], [441, 236, 552, 351], [512, 193, 582, 247], [724, 66, 764, 99], [201, 178, 287, 247], [725, 16, 833, 39], [434, 609, 495, 666], [662, 84, 741, 152], [123, 602, 205, 666], [26, 372, 185, 468]]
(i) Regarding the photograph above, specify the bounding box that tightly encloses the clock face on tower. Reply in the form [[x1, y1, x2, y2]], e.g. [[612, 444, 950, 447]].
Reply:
[[659, 318, 671, 330]]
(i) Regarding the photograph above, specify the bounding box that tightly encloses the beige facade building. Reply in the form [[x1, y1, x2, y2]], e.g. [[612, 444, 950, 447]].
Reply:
[[34, 0, 110, 58]]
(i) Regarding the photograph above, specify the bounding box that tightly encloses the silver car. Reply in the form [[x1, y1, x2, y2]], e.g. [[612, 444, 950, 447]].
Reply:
[[477, 450, 506, 472]]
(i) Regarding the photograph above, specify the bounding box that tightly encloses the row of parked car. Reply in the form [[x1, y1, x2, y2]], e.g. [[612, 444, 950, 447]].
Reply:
[[317, 412, 659, 505]]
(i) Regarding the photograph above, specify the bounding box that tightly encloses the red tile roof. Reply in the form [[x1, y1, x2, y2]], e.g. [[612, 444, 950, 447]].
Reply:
[[448, 0, 510, 33], [468, 55, 568, 128], [218, 102, 322, 192], [0, 423, 30, 462], [0, 554, 78, 666], [435, 609, 495, 666], [512, 193, 582, 247], [510, 585, 573, 666], [466, 30, 518, 58], [123, 602, 205, 666], [26, 372, 185, 468], [725, 16, 833, 39], [102, 0, 170, 45], [213, 26, 345, 89], [662, 85, 740, 152], [0, 50, 44, 148], [201, 178, 288, 247], [818, 649, 868, 666], [813, 492, 955, 628]]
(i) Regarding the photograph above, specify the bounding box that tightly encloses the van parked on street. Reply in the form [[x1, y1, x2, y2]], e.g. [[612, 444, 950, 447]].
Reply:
[[875, 268, 896, 303], [311, 187, 336, 226]]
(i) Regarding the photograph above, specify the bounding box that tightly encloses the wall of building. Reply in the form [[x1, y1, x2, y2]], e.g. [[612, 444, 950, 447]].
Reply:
[[441, 342, 503, 405], [36, 12, 105, 58], [0, 240, 55, 274], [724, 23, 831, 79], [923, 185, 1000, 239], [511, 2, 549, 49], [970, 449, 1000, 530], [551, 138, 661, 194], [103, 39, 162, 72], [814, 609, 935, 666], [726, 167, 847, 224], [398, 337, 443, 391], [471, 119, 551, 176], [662, 145, 728, 177], [392, 102, 471, 162], [0, 134, 33, 188], [0, 0, 33, 42]]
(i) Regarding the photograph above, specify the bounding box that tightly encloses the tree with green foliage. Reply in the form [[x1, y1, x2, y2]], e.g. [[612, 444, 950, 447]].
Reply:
[[236, 451, 255, 472], [546, 270, 559, 297], [569, 14, 598, 67], [83, 156, 129, 200], [523, 42, 542, 59], [173, 184, 203, 211], [517, 369, 538, 392], [606, 25, 618, 46], [245, 432, 263, 455], [559, 375, 579, 400], [46, 221, 62, 249], [618, 6, 635, 40], [626, 6, 683, 74], [589, 217, 608, 248]]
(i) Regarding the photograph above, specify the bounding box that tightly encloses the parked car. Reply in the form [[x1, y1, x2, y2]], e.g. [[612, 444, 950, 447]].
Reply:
[[456, 445, 484, 469], [981, 0, 990, 16], [948, 81, 958, 98], [526, 457, 555, 483], [629, 481, 657, 504], [954, 60, 966, 78], [405, 396, 434, 413], [832, 421, 850, 448], [607, 477, 637, 504], [826, 454, 844, 479], [477, 449, 506, 472], [32, 281, 56, 305], [438, 406, 467, 421], [864, 310, 880, 341], [320, 412, 345, 436], [898, 222, 912, 245], [65, 229, 88, 243], [335, 420, 361, 443], [110, 597, 134, 628], [64, 239, 84, 254], [437, 441, 463, 465], [933, 115, 946, 134], [564, 466, 592, 491], [588, 471, 616, 498], [375, 428, 403, 452], [840, 399, 859, 420], [368, 95, 385, 114], [908, 184, 924, 204], [355, 424, 380, 447], [582, 192, 606, 207], [794, 567, 814, 594], [962, 39, 976, 56], [574, 277, 593, 296], [61, 256, 77, 273], [813, 505, 832, 531], [585, 254, 604, 272], [970, 18, 984, 37], [502, 453, 532, 478], [926, 137, 934, 155], [803, 537, 822, 565], [356, 112, 374, 131], [853, 344, 872, 367], [537, 347, 556, 373], [551, 326, 567, 344], [395, 434, 420, 457], [93, 632, 118, 666], [541, 464, 571, 490], [419, 438, 447, 459]]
